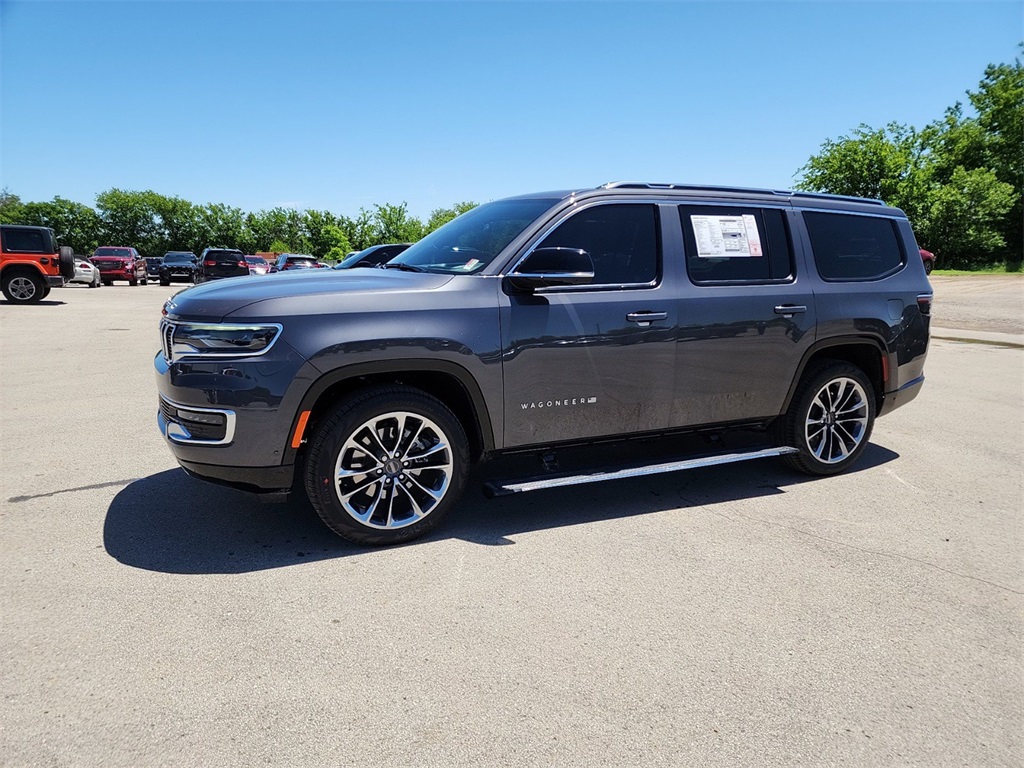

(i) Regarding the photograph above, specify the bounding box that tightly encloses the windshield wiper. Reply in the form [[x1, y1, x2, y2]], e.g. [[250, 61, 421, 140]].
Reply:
[[381, 262, 426, 272]]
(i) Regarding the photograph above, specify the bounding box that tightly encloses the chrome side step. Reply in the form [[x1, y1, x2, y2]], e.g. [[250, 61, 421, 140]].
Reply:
[[482, 446, 799, 498]]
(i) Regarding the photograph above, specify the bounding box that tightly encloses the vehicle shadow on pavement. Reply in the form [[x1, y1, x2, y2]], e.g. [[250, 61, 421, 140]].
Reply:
[[0, 300, 66, 306], [104, 443, 898, 574]]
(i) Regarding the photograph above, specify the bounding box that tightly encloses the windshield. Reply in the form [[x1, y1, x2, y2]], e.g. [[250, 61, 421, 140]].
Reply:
[[164, 254, 195, 264], [245, 256, 266, 265], [390, 198, 557, 274], [94, 247, 132, 257]]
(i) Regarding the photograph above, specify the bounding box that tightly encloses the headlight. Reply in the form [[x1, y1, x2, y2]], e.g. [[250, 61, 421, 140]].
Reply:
[[160, 320, 282, 363]]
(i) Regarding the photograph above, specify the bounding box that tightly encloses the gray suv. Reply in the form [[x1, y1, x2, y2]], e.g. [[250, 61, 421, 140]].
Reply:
[[155, 182, 932, 545]]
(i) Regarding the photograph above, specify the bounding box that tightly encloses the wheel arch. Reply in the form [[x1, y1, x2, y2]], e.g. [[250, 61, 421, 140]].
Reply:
[[782, 337, 888, 414], [285, 359, 495, 467]]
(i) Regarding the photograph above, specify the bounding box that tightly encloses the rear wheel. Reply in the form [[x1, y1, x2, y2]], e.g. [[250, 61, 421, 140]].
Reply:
[[924, 260, 934, 275], [102, 279, 113, 286], [775, 360, 875, 476], [2, 270, 45, 304], [304, 386, 470, 545]]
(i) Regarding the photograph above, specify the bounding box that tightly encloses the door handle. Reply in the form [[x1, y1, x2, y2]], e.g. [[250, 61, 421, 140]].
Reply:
[[627, 311, 668, 327], [774, 305, 807, 316]]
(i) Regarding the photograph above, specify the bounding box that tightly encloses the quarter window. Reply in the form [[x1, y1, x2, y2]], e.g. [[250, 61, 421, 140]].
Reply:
[[2, 228, 47, 253], [537, 204, 658, 286], [803, 211, 904, 280], [681, 206, 793, 283]]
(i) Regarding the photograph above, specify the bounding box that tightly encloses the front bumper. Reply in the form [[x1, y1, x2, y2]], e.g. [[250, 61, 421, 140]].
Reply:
[[154, 341, 319, 495]]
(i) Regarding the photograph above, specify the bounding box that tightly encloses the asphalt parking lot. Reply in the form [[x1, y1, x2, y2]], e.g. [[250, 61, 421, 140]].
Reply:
[[1, 277, 1021, 767]]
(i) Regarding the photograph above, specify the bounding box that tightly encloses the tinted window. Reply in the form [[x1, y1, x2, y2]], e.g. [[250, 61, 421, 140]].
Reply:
[[803, 212, 904, 280], [681, 206, 792, 283], [94, 247, 132, 257], [538, 203, 658, 285], [165, 254, 196, 264], [2, 228, 48, 253]]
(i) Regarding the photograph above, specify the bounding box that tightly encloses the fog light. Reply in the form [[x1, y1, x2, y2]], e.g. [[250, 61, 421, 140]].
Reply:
[[176, 409, 225, 426]]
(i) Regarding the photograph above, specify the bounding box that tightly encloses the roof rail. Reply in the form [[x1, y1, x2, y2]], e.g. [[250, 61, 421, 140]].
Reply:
[[599, 181, 885, 206]]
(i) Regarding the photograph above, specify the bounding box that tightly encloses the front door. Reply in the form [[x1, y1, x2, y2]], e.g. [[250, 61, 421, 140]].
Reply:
[[500, 202, 677, 448]]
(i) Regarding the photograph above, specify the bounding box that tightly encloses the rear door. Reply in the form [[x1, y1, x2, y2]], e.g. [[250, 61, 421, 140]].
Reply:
[[671, 203, 817, 426]]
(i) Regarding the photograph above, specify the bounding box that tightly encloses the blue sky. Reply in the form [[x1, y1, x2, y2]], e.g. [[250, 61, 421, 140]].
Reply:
[[2, 1, 1021, 220]]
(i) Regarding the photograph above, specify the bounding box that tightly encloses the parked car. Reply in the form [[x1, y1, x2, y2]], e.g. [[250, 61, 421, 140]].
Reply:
[[144, 257, 163, 279], [271, 253, 320, 272], [91, 246, 147, 285], [920, 248, 936, 274], [196, 248, 248, 283], [0, 224, 74, 303], [71, 256, 101, 288], [245, 255, 270, 276], [334, 243, 412, 270], [156, 182, 932, 546], [159, 252, 199, 285]]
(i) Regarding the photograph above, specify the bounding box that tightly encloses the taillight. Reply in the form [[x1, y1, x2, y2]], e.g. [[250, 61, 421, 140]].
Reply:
[[916, 294, 932, 316], [204, 260, 216, 267]]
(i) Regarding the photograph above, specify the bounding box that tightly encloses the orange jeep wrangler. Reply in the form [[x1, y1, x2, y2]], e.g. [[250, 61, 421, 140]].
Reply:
[[0, 224, 75, 304]]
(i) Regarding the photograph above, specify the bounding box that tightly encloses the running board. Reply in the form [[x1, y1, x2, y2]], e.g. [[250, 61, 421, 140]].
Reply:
[[482, 446, 799, 498]]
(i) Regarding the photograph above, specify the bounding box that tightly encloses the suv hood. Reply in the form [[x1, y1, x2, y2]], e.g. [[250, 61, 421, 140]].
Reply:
[[163, 269, 456, 322]]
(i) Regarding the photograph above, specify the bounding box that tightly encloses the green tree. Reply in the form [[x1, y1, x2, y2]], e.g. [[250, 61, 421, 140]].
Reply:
[[0, 189, 24, 224], [372, 202, 424, 244], [426, 201, 477, 233], [18, 197, 101, 254], [797, 49, 1022, 270]]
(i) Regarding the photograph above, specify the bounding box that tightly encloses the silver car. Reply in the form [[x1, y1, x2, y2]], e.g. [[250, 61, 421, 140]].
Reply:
[[71, 257, 101, 288]]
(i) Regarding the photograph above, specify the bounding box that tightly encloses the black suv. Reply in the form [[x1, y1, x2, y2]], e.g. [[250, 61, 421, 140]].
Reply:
[[158, 251, 198, 285], [196, 248, 248, 282], [156, 183, 932, 545]]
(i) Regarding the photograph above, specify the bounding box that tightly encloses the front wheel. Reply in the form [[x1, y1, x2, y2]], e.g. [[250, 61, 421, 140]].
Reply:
[[775, 361, 876, 476], [304, 386, 470, 545], [924, 260, 934, 275]]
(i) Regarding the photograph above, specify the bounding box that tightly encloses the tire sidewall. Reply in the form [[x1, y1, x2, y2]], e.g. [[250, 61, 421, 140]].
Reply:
[[304, 387, 470, 545]]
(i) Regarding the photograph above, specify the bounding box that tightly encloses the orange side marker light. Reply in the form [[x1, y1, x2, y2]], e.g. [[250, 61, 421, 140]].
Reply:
[[291, 410, 312, 449]]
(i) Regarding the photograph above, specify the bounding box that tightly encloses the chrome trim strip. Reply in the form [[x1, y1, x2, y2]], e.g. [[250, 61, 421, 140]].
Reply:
[[158, 394, 236, 446]]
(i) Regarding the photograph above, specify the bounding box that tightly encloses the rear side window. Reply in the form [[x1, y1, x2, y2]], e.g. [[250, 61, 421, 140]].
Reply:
[[538, 203, 658, 286], [2, 228, 48, 253], [803, 212, 904, 280], [681, 206, 793, 283]]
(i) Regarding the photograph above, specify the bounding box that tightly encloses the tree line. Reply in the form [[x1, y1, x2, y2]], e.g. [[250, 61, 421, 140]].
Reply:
[[0, 189, 477, 262], [796, 47, 1022, 270]]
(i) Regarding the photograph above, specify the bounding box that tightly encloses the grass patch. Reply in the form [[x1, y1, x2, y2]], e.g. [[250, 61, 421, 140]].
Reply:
[[932, 267, 1024, 276]]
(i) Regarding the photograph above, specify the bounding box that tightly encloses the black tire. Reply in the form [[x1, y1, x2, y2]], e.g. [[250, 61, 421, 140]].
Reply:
[[304, 385, 470, 545], [58, 246, 76, 280], [1, 270, 45, 304], [129, 277, 138, 286], [160, 278, 170, 286], [102, 279, 113, 286], [141, 275, 148, 285], [924, 260, 933, 275], [774, 360, 876, 476]]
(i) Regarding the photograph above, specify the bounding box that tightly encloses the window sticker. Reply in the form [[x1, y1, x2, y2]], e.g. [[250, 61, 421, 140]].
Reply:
[[691, 214, 763, 258]]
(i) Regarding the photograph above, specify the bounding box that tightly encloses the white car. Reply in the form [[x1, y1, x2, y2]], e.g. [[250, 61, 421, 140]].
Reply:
[[71, 257, 101, 288]]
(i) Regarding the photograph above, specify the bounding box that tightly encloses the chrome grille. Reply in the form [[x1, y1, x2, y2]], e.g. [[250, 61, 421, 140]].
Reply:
[[161, 321, 175, 363]]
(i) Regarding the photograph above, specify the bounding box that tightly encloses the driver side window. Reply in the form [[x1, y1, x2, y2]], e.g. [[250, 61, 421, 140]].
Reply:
[[537, 203, 658, 286]]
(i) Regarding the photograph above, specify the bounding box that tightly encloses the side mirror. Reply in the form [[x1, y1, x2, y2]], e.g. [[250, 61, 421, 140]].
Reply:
[[506, 247, 594, 292]]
